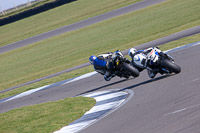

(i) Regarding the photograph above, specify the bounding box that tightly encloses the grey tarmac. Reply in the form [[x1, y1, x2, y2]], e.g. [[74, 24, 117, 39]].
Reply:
[[1, 44, 200, 133]]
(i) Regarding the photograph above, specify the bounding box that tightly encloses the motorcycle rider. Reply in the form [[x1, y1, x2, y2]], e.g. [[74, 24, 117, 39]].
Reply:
[[89, 52, 114, 81], [128, 47, 163, 78]]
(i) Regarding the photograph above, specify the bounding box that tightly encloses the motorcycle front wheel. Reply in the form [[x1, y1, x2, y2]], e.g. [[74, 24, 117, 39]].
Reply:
[[160, 59, 181, 74], [122, 63, 140, 77]]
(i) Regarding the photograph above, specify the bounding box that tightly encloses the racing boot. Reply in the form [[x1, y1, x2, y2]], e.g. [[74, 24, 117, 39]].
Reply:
[[104, 71, 112, 81], [147, 69, 156, 78]]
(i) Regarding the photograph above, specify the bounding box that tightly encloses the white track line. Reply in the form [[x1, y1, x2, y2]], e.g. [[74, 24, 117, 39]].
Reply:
[[54, 120, 96, 133], [85, 99, 125, 115], [0, 72, 97, 103], [164, 104, 200, 116], [94, 91, 128, 102], [54, 89, 132, 133], [2, 85, 50, 103], [62, 71, 97, 85]]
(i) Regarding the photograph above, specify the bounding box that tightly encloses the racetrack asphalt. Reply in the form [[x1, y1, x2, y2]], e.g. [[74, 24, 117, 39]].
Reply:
[[1, 42, 200, 133], [80, 44, 200, 133]]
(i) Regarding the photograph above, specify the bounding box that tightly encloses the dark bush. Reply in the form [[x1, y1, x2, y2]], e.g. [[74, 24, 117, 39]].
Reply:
[[0, 0, 76, 26]]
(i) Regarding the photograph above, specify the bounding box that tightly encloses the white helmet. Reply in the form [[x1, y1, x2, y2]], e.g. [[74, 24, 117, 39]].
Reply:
[[128, 48, 137, 57]]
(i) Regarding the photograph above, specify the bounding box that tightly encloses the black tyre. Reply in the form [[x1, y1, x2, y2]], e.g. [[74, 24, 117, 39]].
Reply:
[[122, 63, 140, 77], [160, 59, 181, 74]]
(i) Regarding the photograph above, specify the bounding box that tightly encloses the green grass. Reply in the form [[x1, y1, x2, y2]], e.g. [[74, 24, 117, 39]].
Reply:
[[1, 33, 200, 100], [0, 0, 141, 47], [0, 0, 199, 92], [0, 96, 96, 133]]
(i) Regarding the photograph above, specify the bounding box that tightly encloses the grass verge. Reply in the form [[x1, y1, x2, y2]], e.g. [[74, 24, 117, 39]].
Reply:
[[1, 33, 199, 100], [0, 0, 141, 47], [0, 96, 96, 133], [0, 0, 199, 91]]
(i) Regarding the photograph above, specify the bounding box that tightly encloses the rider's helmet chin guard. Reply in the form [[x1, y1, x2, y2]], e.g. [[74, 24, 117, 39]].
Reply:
[[128, 48, 137, 57], [89, 55, 97, 64]]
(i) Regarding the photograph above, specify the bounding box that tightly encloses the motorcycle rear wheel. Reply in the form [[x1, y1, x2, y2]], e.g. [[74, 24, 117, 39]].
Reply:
[[122, 63, 140, 77], [160, 59, 181, 74]]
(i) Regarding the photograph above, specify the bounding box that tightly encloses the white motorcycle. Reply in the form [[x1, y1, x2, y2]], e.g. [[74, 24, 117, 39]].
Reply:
[[144, 48, 181, 75]]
